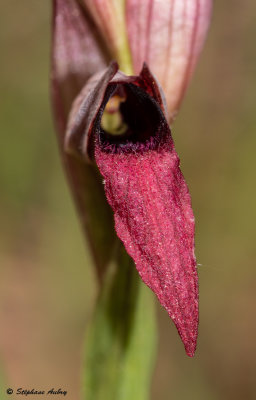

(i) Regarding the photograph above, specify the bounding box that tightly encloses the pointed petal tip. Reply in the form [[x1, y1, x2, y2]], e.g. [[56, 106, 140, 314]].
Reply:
[[170, 293, 198, 358], [178, 320, 198, 357], [186, 348, 196, 358], [184, 339, 197, 357], [109, 60, 119, 71]]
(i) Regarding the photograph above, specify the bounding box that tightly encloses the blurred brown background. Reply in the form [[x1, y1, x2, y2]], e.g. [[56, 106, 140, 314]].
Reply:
[[0, 1, 256, 399]]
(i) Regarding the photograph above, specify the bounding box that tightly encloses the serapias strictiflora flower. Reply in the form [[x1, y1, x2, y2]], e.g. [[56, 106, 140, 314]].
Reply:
[[65, 62, 198, 356], [51, 0, 212, 356]]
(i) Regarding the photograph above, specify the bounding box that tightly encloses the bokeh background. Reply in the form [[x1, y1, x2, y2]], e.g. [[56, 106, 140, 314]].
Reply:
[[0, 1, 256, 399]]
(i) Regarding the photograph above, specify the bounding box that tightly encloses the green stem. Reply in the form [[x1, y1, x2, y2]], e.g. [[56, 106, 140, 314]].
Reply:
[[83, 242, 157, 400]]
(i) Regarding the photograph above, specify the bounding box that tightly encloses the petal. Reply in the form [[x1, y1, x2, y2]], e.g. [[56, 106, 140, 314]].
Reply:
[[52, 0, 109, 131], [80, 0, 133, 73], [67, 64, 199, 355], [126, 0, 212, 121], [51, 1, 115, 279], [94, 116, 198, 357], [65, 62, 119, 159]]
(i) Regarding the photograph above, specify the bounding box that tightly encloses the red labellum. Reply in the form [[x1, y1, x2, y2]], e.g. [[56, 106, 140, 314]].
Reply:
[[66, 63, 198, 356]]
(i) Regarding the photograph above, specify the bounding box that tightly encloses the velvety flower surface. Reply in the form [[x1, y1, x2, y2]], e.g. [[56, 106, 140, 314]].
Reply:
[[65, 63, 198, 356]]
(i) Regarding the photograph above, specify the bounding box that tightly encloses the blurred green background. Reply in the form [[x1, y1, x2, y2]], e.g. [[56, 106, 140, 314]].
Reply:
[[0, 1, 256, 399]]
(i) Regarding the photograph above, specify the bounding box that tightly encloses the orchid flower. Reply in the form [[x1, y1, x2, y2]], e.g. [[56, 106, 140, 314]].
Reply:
[[51, 0, 212, 357]]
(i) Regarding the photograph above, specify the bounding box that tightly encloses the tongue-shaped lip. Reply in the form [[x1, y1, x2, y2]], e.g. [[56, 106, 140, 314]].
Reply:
[[65, 62, 199, 357]]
